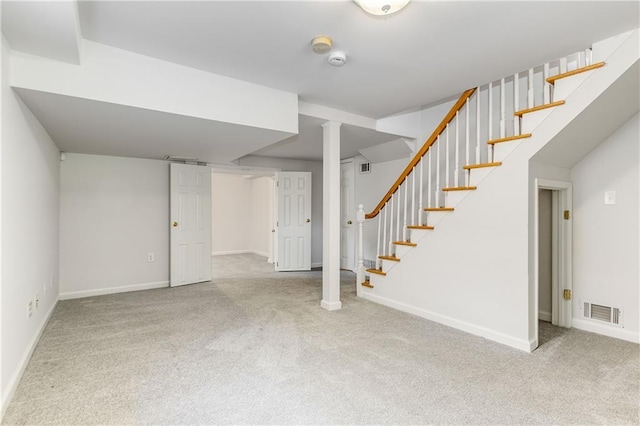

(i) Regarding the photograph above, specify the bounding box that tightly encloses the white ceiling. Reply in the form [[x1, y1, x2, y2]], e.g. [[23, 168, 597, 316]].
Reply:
[[15, 89, 293, 164], [78, 1, 640, 118], [3, 1, 639, 164]]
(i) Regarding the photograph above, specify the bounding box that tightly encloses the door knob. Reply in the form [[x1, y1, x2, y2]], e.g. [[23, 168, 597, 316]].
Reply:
[[306, 218, 311, 223], [347, 220, 353, 225], [172, 221, 178, 227]]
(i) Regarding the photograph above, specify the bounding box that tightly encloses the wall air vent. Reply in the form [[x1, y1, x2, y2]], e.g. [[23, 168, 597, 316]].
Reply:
[[582, 300, 623, 327], [360, 162, 371, 174]]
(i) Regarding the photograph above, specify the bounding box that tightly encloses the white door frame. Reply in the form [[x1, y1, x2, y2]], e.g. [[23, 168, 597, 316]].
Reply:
[[534, 179, 573, 339], [340, 159, 356, 272]]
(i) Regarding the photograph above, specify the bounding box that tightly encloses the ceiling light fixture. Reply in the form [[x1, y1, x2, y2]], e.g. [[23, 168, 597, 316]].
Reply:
[[354, 0, 411, 16]]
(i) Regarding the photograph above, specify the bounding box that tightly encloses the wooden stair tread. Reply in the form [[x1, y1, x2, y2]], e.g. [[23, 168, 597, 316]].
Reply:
[[442, 186, 477, 191], [366, 268, 386, 276], [407, 225, 435, 230], [514, 101, 565, 117], [487, 133, 532, 145], [424, 207, 454, 212], [378, 255, 400, 262], [361, 280, 374, 288], [546, 62, 605, 84], [463, 162, 502, 170], [393, 241, 417, 247]]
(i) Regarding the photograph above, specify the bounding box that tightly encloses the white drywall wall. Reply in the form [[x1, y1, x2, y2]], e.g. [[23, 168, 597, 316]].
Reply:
[[1, 36, 60, 416], [250, 177, 273, 258], [211, 173, 251, 254], [59, 154, 170, 298], [571, 113, 639, 341], [237, 156, 323, 267]]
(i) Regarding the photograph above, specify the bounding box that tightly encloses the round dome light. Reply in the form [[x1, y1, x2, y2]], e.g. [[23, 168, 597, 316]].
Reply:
[[354, 0, 411, 16]]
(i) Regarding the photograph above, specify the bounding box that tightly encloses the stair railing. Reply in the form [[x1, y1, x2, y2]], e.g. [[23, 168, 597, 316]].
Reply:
[[356, 48, 594, 286]]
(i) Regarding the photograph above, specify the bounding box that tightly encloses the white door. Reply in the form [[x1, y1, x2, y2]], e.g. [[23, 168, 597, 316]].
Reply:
[[170, 163, 212, 286], [340, 160, 356, 271], [276, 172, 312, 271]]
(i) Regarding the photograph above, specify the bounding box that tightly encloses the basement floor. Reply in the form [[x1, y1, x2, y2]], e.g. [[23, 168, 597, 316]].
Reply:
[[3, 254, 639, 424]]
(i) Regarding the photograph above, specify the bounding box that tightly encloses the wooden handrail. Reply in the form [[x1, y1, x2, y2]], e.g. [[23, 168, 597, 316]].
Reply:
[[365, 88, 476, 219]]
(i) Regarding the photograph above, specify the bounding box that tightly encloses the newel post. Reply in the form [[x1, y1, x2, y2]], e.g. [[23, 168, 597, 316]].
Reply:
[[356, 204, 365, 297]]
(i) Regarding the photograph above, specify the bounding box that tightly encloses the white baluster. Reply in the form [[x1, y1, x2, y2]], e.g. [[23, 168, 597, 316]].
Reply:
[[445, 125, 450, 189], [476, 89, 481, 164], [376, 208, 382, 269], [403, 178, 408, 240], [396, 187, 401, 242], [421, 154, 426, 223], [586, 48, 592, 66], [389, 195, 394, 254], [578, 51, 585, 68], [500, 77, 506, 138], [382, 202, 387, 259], [514, 73, 520, 135], [356, 204, 365, 289], [543, 63, 550, 104], [454, 111, 460, 187], [528, 68, 534, 108], [488, 83, 493, 163], [560, 57, 567, 74], [465, 98, 470, 186], [411, 166, 416, 227], [436, 135, 441, 207]]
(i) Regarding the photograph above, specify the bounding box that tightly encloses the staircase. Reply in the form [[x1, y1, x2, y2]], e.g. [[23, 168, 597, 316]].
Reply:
[[355, 30, 639, 351]]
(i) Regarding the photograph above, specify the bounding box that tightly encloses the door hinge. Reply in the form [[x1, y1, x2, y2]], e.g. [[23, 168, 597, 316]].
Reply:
[[564, 210, 570, 220], [563, 289, 572, 300]]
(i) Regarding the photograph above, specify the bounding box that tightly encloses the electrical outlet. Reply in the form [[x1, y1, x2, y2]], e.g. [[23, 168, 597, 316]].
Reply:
[[147, 253, 155, 263], [27, 300, 33, 318], [35, 292, 40, 309]]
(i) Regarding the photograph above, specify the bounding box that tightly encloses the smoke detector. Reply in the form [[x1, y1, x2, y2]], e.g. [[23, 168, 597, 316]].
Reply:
[[311, 36, 332, 54], [328, 51, 347, 67]]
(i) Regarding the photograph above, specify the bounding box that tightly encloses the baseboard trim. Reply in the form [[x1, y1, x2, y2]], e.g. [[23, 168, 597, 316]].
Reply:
[[572, 318, 639, 344], [1, 298, 58, 421], [361, 292, 532, 352], [311, 262, 323, 269], [321, 300, 342, 311], [212, 250, 269, 257], [539, 310, 552, 322], [59, 281, 169, 300]]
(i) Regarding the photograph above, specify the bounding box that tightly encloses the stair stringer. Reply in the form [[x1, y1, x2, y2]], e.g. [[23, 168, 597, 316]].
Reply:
[[363, 29, 640, 352]]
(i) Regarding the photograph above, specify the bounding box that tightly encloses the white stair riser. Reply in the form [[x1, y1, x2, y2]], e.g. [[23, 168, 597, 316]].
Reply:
[[425, 211, 452, 227], [468, 167, 495, 186], [408, 228, 432, 243], [381, 259, 398, 273], [520, 108, 554, 134], [553, 72, 589, 100], [444, 189, 474, 207], [393, 244, 413, 258], [493, 139, 525, 163]]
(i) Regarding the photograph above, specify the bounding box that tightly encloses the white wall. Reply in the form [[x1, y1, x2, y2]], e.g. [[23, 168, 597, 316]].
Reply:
[[237, 155, 323, 267], [1, 36, 60, 416], [211, 173, 251, 254], [210, 173, 272, 258], [571, 113, 639, 342], [250, 177, 273, 258], [59, 154, 169, 299]]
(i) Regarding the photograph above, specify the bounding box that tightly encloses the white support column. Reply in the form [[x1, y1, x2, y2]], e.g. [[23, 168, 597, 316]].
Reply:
[[321, 120, 342, 311], [356, 204, 365, 297]]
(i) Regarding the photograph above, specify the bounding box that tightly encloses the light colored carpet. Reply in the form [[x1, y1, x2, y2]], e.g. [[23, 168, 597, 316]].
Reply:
[[3, 254, 639, 425]]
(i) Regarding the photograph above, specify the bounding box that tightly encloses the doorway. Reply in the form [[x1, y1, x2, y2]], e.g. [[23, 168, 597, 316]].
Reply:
[[535, 179, 573, 344]]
